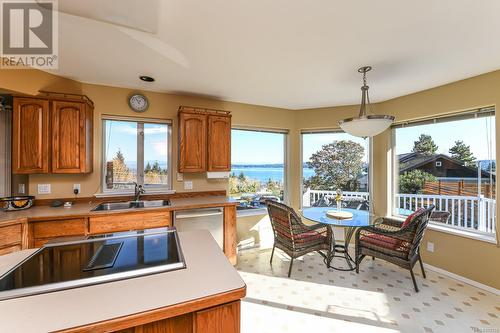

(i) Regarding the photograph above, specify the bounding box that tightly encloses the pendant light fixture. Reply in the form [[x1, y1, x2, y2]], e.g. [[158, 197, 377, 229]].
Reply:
[[338, 66, 394, 137]]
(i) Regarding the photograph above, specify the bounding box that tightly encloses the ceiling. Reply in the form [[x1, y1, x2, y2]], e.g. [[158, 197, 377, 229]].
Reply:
[[48, 0, 500, 109]]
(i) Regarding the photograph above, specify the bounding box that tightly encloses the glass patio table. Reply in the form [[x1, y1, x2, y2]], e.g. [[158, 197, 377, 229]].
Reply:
[[301, 207, 380, 271]]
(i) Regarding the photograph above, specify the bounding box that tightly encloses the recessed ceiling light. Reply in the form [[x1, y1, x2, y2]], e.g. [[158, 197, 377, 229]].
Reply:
[[139, 75, 155, 82]]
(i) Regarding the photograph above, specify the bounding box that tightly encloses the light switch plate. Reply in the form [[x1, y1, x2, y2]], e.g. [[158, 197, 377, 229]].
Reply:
[[184, 181, 193, 190], [38, 184, 51, 194], [18, 183, 25, 194], [177, 172, 184, 181], [427, 241, 434, 253]]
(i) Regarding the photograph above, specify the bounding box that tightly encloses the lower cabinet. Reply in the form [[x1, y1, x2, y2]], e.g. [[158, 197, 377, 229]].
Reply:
[[30, 218, 87, 247], [115, 301, 240, 333], [0, 220, 27, 255], [88, 211, 171, 235]]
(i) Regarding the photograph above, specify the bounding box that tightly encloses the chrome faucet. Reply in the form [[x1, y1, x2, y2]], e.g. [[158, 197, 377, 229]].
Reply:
[[133, 182, 145, 202]]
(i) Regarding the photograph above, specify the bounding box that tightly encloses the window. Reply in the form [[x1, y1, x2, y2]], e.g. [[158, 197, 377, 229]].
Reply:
[[301, 131, 370, 209], [392, 108, 496, 236], [230, 128, 287, 212], [102, 117, 171, 192]]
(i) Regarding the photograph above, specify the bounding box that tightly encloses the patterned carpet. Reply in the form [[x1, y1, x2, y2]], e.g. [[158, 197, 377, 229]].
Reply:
[[236, 247, 500, 333]]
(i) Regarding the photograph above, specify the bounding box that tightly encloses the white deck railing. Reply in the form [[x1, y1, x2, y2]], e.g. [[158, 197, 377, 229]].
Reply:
[[302, 189, 496, 234], [396, 194, 496, 234], [302, 189, 370, 207]]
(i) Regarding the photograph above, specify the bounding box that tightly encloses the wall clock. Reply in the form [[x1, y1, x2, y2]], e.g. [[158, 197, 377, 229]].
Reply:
[[128, 93, 149, 112]]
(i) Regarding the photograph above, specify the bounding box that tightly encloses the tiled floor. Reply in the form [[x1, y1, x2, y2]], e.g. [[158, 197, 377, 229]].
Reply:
[[236, 247, 500, 333]]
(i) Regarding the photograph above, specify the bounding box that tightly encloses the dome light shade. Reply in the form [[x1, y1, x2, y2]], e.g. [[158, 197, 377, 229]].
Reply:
[[339, 115, 394, 137], [339, 66, 394, 138]]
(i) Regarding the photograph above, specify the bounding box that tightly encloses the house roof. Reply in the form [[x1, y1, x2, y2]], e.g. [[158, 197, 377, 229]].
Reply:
[[398, 152, 494, 178]]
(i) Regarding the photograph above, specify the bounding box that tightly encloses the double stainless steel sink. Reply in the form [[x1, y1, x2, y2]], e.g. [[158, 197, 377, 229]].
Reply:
[[91, 199, 171, 212]]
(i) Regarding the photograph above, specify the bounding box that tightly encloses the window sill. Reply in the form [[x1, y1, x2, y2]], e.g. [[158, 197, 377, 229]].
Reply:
[[94, 189, 176, 198], [390, 215, 497, 244], [236, 208, 268, 218]]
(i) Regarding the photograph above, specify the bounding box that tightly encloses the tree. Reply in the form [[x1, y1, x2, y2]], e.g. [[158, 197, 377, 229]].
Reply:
[[449, 140, 476, 166], [145, 162, 152, 173], [399, 170, 437, 194], [112, 149, 131, 182], [412, 134, 438, 155], [152, 161, 161, 173], [304, 140, 364, 191]]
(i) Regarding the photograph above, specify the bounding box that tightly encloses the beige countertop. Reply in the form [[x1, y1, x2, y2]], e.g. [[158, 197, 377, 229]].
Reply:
[[0, 230, 246, 332], [0, 196, 237, 223]]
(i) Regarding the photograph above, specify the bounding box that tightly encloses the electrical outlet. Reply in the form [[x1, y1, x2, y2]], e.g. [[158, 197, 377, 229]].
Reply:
[[38, 184, 51, 194], [427, 241, 434, 253], [184, 181, 193, 190], [18, 183, 25, 194], [177, 172, 184, 181], [73, 184, 81, 193]]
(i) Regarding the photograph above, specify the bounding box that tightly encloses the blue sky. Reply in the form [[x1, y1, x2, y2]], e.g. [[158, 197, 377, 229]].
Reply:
[[395, 116, 495, 160], [231, 130, 285, 164], [105, 120, 168, 166]]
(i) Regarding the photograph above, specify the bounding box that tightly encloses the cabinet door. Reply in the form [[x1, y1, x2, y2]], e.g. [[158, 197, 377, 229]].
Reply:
[[51, 101, 92, 173], [179, 112, 207, 172], [194, 301, 240, 333], [88, 211, 171, 235], [12, 97, 49, 174], [207, 115, 231, 171]]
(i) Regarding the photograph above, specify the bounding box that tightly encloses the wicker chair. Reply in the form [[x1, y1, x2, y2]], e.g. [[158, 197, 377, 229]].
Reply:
[[355, 205, 435, 292], [266, 200, 331, 277]]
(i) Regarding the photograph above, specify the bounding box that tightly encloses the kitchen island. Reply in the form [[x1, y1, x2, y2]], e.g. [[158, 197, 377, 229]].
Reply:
[[0, 230, 246, 332]]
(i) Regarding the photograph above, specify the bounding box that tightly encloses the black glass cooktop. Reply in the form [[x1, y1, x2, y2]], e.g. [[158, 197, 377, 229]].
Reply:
[[0, 227, 185, 301]]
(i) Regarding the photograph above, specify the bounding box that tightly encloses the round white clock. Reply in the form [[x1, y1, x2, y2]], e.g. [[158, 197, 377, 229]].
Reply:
[[128, 94, 149, 112]]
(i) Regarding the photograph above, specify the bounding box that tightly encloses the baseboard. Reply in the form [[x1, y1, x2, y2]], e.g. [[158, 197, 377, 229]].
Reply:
[[423, 263, 500, 296]]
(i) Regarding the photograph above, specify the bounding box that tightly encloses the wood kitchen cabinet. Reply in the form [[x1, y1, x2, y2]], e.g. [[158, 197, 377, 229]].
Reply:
[[88, 211, 171, 235], [178, 110, 207, 172], [0, 220, 27, 255], [12, 94, 94, 174], [178, 107, 231, 173], [12, 97, 50, 174], [51, 100, 93, 173], [207, 115, 231, 171], [30, 218, 87, 248]]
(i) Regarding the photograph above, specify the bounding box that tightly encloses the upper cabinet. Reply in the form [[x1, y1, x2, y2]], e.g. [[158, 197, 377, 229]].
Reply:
[[207, 115, 231, 171], [178, 107, 231, 173], [12, 98, 50, 174], [178, 111, 207, 172], [51, 100, 93, 173], [12, 94, 94, 174]]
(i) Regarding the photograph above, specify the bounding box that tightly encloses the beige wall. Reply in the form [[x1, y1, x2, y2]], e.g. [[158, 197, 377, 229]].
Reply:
[[2, 68, 499, 289], [0, 69, 294, 198]]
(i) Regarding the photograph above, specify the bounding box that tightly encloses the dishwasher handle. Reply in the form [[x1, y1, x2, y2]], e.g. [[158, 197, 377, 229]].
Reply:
[[174, 208, 223, 219]]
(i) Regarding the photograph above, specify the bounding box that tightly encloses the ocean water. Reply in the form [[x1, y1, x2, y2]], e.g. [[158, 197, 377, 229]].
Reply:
[[231, 166, 315, 183]]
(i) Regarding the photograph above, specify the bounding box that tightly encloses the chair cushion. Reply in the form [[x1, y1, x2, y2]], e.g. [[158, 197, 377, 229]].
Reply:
[[294, 230, 326, 244], [360, 233, 411, 258], [402, 208, 425, 228]]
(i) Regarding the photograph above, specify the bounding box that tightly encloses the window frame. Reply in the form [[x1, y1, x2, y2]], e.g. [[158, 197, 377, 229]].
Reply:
[[390, 107, 496, 239], [299, 128, 373, 210], [230, 126, 289, 215], [101, 115, 173, 194]]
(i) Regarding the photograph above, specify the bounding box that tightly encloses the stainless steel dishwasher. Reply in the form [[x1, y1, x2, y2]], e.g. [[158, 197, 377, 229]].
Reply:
[[173, 207, 224, 249]]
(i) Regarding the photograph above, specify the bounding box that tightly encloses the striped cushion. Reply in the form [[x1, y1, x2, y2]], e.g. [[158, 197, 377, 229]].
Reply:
[[360, 233, 411, 258]]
